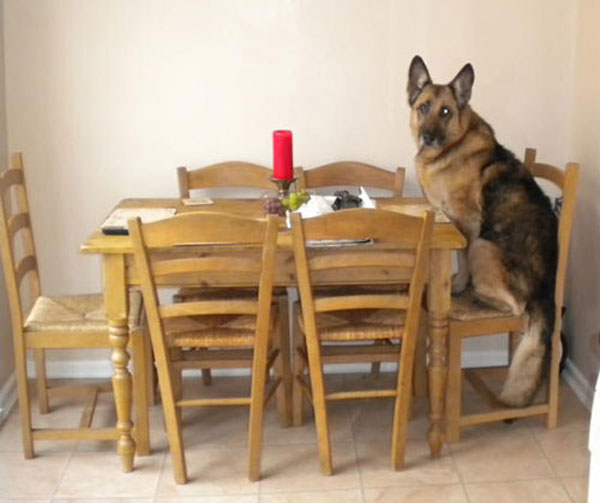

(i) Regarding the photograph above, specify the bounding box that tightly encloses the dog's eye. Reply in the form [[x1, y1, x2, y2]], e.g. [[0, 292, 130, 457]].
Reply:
[[440, 106, 451, 118], [418, 102, 430, 115]]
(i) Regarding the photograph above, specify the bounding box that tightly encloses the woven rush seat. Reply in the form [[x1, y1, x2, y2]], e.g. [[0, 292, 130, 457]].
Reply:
[[25, 291, 143, 332], [299, 304, 406, 342], [163, 312, 266, 348], [450, 288, 514, 321]]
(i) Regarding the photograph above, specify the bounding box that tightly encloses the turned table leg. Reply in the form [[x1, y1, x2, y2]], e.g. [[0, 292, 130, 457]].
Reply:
[[426, 249, 451, 457], [103, 254, 136, 471]]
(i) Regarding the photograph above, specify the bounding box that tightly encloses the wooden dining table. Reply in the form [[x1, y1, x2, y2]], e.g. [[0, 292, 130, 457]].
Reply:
[[81, 197, 466, 472]]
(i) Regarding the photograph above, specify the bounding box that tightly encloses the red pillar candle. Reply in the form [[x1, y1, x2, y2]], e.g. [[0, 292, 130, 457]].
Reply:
[[273, 130, 294, 180]]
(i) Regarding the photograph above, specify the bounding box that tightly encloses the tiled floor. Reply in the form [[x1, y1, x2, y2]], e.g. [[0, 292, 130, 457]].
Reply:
[[0, 372, 591, 502]]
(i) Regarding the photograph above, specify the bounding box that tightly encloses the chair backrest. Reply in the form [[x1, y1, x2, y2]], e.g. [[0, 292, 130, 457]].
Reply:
[[523, 148, 580, 336], [291, 208, 434, 349], [0, 153, 42, 332], [294, 161, 405, 196], [177, 161, 276, 198], [129, 212, 279, 358]]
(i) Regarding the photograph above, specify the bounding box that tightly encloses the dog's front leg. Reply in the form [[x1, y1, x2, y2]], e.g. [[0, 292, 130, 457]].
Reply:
[[452, 248, 470, 294]]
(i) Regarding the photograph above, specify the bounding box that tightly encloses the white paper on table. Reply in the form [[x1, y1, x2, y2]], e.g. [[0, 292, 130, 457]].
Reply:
[[292, 190, 375, 247], [101, 207, 177, 235], [286, 188, 377, 229], [359, 186, 377, 209], [296, 195, 336, 219]]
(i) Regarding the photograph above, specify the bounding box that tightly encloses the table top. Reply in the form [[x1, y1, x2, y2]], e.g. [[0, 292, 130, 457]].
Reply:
[[81, 197, 466, 255]]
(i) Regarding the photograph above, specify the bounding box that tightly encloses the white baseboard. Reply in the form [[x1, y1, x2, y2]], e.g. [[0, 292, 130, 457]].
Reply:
[[462, 349, 508, 368], [26, 359, 115, 379], [15, 353, 590, 414], [25, 348, 509, 380], [0, 372, 17, 425], [562, 357, 594, 410]]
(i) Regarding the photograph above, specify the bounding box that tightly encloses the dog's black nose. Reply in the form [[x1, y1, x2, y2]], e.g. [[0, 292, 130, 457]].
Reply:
[[422, 132, 435, 146]]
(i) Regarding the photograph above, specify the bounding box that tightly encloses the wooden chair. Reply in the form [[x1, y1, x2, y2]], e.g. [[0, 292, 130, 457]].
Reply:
[[294, 161, 408, 380], [295, 161, 405, 196], [0, 153, 150, 458], [176, 161, 290, 388], [177, 161, 276, 197], [445, 148, 580, 441], [129, 212, 289, 483], [290, 208, 434, 474]]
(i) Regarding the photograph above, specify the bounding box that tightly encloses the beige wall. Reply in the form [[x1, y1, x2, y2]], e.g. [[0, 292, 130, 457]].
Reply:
[[3, 1, 593, 379], [566, 0, 600, 390], [0, 0, 14, 390]]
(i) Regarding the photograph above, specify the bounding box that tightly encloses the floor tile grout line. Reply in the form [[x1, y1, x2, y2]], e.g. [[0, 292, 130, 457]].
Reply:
[[152, 450, 168, 503], [152, 447, 170, 502], [531, 429, 577, 502], [48, 441, 77, 501], [348, 398, 366, 503], [447, 441, 473, 503]]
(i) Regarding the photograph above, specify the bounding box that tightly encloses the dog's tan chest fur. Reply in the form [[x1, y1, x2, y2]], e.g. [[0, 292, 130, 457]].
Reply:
[[417, 156, 483, 238]]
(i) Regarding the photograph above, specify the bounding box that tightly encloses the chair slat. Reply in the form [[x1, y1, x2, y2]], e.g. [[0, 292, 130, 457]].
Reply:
[[325, 389, 397, 401], [130, 212, 268, 248], [314, 294, 409, 312], [309, 250, 415, 271], [460, 405, 549, 427], [0, 167, 24, 194], [297, 161, 405, 196], [151, 256, 261, 277], [15, 254, 36, 287], [300, 208, 424, 243], [529, 163, 565, 188], [159, 299, 258, 318], [7, 213, 31, 241], [185, 162, 275, 191], [309, 266, 414, 285]]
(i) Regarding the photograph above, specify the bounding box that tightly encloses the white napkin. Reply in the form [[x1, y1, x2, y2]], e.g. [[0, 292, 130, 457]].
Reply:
[[296, 195, 336, 218], [359, 186, 377, 209], [285, 188, 376, 227]]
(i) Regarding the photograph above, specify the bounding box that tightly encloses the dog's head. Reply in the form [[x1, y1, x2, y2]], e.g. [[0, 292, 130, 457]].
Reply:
[[407, 56, 474, 156]]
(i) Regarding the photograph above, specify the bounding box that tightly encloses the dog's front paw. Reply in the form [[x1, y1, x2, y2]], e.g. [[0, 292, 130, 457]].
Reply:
[[451, 272, 469, 294]]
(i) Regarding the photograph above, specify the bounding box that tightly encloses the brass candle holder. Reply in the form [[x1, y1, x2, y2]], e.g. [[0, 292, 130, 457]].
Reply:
[[271, 177, 296, 200], [263, 177, 297, 217]]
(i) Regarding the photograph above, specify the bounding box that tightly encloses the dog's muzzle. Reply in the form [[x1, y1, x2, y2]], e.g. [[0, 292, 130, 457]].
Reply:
[[420, 131, 444, 149]]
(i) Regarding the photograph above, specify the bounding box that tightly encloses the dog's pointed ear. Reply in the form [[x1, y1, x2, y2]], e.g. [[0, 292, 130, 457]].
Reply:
[[407, 56, 431, 105], [449, 63, 474, 108]]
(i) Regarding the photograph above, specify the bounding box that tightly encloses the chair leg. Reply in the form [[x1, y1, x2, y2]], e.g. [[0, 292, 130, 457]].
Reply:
[[304, 336, 332, 475], [546, 331, 562, 429], [292, 303, 306, 427], [508, 331, 520, 364], [143, 330, 157, 406], [273, 297, 292, 427], [413, 315, 428, 397], [34, 349, 50, 414], [391, 347, 415, 470], [170, 348, 183, 424], [131, 330, 150, 456], [370, 341, 383, 379], [154, 349, 187, 484], [15, 344, 34, 458], [247, 324, 272, 481], [201, 368, 212, 385], [446, 333, 463, 443]]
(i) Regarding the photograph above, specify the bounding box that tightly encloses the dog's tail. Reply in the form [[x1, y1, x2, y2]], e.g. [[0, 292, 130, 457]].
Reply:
[[498, 295, 555, 407]]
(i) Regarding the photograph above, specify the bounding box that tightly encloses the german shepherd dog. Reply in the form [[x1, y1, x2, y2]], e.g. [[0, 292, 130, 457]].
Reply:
[[407, 56, 558, 407]]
